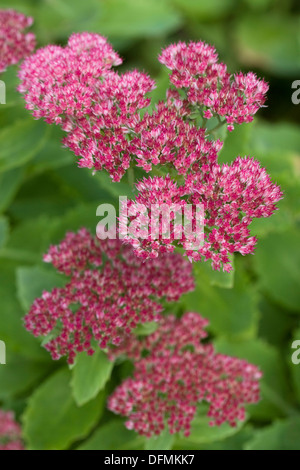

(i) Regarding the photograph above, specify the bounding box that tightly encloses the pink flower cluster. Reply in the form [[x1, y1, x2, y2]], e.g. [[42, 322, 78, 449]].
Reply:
[[0, 410, 24, 450], [18, 35, 268, 179], [130, 93, 223, 174], [18, 34, 282, 270], [108, 312, 262, 437], [18, 32, 155, 181], [122, 157, 283, 270], [24, 229, 194, 363], [0, 9, 35, 74], [159, 41, 269, 131]]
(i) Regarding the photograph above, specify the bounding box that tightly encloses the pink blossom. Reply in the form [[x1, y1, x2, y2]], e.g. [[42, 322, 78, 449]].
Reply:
[[18, 33, 155, 181], [159, 41, 268, 130], [129, 94, 223, 175], [122, 157, 283, 271], [18, 35, 271, 185], [63, 70, 155, 181], [25, 229, 194, 363], [18, 33, 122, 123], [0, 9, 35, 73], [108, 312, 262, 437], [0, 410, 24, 450], [120, 175, 187, 258]]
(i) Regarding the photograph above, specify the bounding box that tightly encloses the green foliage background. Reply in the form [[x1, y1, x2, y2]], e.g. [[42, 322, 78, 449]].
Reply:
[[0, 0, 299, 450]]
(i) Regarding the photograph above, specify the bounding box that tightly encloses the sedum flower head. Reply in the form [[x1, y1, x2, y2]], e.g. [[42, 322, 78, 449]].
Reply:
[[18, 34, 272, 187], [129, 95, 223, 175], [108, 312, 262, 437], [24, 229, 194, 363], [18, 33, 155, 182], [122, 156, 283, 271], [62, 69, 155, 181], [0, 410, 24, 450], [0, 9, 36, 73], [18, 35, 282, 271], [159, 41, 269, 131]]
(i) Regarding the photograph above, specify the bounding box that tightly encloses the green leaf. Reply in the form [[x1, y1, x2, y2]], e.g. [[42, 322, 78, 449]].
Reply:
[[175, 411, 245, 447], [7, 173, 75, 221], [219, 122, 254, 165], [16, 265, 66, 312], [172, 0, 234, 20], [2, 216, 58, 263], [29, 126, 73, 175], [52, 165, 116, 204], [34, 0, 181, 43], [0, 351, 54, 399], [0, 260, 49, 361], [0, 2, 34, 18], [5, 203, 109, 263], [71, 350, 114, 406], [0, 167, 24, 213], [234, 14, 300, 76], [0, 64, 20, 93], [0, 216, 9, 249], [243, 0, 275, 10], [173, 425, 254, 450], [97, 0, 182, 38], [215, 338, 292, 421], [32, 0, 104, 44], [258, 297, 296, 347], [194, 254, 235, 289], [248, 142, 300, 191], [253, 229, 300, 313], [182, 257, 258, 340], [95, 170, 136, 199], [145, 429, 174, 450], [23, 368, 104, 450], [244, 418, 300, 450], [0, 65, 24, 117], [249, 121, 300, 156], [147, 69, 170, 112], [50, 203, 101, 242], [0, 119, 49, 172], [78, 419, 144, 450], [133, 321, 158, 337]]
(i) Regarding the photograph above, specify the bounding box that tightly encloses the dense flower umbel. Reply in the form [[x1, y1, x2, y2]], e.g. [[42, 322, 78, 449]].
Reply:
[[18, 33, 155, 181], [108, 312, 262, 437], [129, 94, 223, 174], [18, 34, 282, 270], [24, 229, 194, 363], [18, 35, 268, 179], [121, 157, 283, 270], [0, 9, 35, 73], [0, 410, 24, 450], [159, 41, 269, 131], [18, 33, 122, 122], [63, 70, 155, 181]]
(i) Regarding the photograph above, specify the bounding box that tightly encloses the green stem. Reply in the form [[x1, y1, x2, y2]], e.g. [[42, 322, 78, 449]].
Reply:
[[207, 118, 227, 136], [127, 167, 135, 189]]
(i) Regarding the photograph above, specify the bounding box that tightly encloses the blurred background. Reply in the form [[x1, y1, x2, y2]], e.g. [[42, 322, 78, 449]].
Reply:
[[0, 0, 300, 450]]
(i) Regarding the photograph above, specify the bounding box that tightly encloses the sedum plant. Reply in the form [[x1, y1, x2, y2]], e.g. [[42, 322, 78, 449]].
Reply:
[[0, 8, 287, 450], [18, 32, 282, 271]]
